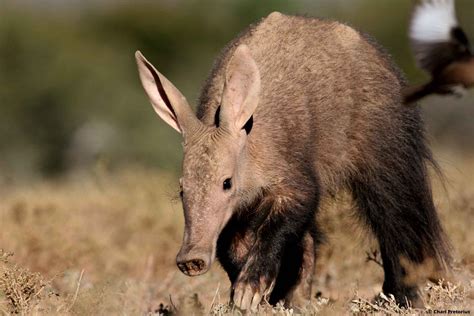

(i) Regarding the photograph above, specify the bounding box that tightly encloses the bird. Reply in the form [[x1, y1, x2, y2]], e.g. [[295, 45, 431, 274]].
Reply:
[[403, 0, 474, 105]]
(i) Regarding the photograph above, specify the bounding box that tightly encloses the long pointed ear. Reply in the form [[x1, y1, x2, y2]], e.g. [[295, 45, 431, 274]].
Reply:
[[135, 51, 199, 135], [220, 45, 261, 132]]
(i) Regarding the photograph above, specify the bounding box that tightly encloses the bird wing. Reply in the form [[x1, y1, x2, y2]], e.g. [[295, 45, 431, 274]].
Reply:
[[409, 0, 471, 75]]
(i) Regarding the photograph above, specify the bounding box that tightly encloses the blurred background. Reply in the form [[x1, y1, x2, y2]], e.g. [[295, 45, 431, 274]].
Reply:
[[0, 1, 473, 314], [1, 0, 473, 180]]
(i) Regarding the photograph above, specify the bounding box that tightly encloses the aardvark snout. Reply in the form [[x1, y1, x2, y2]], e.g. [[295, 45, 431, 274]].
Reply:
[[176, 247, 212, 276]]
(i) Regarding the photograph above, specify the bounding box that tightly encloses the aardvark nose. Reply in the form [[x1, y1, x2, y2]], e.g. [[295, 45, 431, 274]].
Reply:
[[176, 249, 211, 276]]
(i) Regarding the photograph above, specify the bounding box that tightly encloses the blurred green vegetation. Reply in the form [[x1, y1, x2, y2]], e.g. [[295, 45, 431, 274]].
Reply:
[[1, 0, 473, 178]]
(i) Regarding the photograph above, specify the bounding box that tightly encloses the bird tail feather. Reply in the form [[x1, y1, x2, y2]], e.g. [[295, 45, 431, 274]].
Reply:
[[402, 82, 435, 105]]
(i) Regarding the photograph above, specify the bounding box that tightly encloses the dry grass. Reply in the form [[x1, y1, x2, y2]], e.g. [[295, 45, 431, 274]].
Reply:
[[0, 153, 473, 315]]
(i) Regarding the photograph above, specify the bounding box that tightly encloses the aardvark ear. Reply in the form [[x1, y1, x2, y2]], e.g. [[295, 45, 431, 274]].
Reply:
[[220, 44, 261, 132], [135, 51, 200, 135]]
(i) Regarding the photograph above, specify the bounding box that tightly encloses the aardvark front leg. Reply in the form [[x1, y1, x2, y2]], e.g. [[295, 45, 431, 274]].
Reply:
[[232, 194, 317, 311]]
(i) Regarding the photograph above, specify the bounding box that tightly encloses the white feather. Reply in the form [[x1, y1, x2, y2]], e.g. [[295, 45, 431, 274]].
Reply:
[[410, 0, 458, 43]]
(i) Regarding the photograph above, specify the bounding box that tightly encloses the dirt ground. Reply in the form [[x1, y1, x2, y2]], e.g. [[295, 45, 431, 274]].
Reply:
[[0, 150, 472, 315]]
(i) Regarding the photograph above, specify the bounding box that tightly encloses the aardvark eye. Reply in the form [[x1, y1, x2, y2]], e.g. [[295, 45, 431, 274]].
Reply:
[[223, 178, 232, 191]]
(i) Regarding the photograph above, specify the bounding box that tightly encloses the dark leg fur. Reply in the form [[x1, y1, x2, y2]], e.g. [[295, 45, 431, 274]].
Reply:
[[217, 179, 320, 309], [283, 224, 321, 308], [218, 221, 320, 308], [350, 124, 450, 306]]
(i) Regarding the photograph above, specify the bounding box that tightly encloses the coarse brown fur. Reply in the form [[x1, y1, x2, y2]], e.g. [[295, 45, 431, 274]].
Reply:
[[136, 12, 451, 310]]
